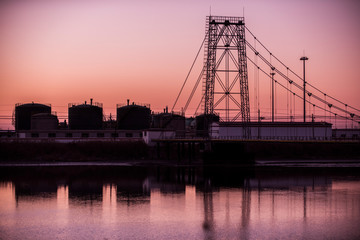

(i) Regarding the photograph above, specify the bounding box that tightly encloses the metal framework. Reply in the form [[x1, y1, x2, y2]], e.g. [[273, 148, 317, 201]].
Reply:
[[203, 16, 250, 138]]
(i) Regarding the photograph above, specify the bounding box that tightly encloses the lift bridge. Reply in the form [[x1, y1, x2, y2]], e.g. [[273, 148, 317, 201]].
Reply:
[[172, 16, 360, 139]]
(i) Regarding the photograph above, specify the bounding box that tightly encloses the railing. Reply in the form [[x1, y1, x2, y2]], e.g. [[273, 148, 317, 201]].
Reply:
[[117, 102, 150, 109], [155, 135, 360, 142], [68, 102, 103, 108], [208, 16, 244, 24], [152, 111, 185, 116], [15, 102, 51, 107]]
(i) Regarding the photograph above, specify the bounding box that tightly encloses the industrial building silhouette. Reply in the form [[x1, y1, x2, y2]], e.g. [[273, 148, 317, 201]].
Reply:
[[10, 99, 359, 143]]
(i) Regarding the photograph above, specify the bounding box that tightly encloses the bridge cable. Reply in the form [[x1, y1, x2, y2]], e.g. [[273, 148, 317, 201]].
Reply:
[[245, 26, 360, 114], [246, 56, 357, 123], [245, 40, 360, 120], [171, 32, 207, 113]]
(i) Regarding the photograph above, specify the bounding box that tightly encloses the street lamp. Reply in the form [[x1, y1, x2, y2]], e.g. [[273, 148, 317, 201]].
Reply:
[[270, 72, 276, 122], [300, 56, 309, 122]]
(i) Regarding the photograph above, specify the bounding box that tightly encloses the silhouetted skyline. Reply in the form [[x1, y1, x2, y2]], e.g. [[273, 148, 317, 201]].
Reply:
[[1, 0, 359, 129]]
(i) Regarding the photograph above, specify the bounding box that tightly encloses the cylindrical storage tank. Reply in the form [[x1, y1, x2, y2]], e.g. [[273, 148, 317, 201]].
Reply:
[[195, 114, 220, 137], [15, 103, 51, 130], [68, 102, 103, 130], [31, 113, 59, 130], [185, 117, 196, 130], [151, 114, 162, 129], [117, 103, 151, 130], [152, 113, 185, 137]]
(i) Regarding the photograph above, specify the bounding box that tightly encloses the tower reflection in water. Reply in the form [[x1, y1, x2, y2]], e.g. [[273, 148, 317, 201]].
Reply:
[[0, 166, 359, 239]]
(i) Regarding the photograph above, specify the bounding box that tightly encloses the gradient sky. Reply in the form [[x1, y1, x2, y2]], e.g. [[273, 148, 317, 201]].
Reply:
[[1, 0, 359, 129]]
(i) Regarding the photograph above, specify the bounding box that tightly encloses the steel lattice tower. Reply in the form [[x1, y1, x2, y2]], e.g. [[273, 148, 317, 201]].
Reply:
[[203, 16, 250, 138]]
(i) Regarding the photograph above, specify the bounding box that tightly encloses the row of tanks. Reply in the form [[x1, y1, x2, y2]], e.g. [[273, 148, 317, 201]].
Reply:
[[13, 100, 196, 130], [14, 100, 218, 136], [14, 99, 150, 130]]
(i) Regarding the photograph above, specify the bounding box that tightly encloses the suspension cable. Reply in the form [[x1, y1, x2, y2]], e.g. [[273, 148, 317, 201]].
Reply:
[[246, 56, 357, 123], [245, 26, 360, 114], [171, 32, 207, 112], [245, 40, 360, 120]]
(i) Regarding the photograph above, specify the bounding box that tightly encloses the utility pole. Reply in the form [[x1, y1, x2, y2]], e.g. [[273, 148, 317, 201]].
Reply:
[[270, 72, 275, 122], [300, 56, 308, 122]]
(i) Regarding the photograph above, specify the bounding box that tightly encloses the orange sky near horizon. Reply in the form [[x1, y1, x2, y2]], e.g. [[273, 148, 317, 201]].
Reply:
[[1, 0, 359, 129]]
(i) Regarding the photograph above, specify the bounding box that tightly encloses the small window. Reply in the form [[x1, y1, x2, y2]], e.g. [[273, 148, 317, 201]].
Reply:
[[48, 133, 56, 138], [352, 134, 359, 139], [81, 133, 89, 138], [125, 133, 133, 138], [65, 133, 73, 138], [111, 133, 118, 138], [97, 132, 104, 138], [31, 133, 39, 138]]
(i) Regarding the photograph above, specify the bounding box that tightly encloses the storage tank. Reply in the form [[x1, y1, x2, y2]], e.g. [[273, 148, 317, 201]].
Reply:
[[15, 103, 51, 130], [185, 117, 196, 130], [195, 114, 220, 137], [117, 100, 151, 130], [31, 113, 59, 130], [152, 112, 185, 137], [68, 100, 103, 130]]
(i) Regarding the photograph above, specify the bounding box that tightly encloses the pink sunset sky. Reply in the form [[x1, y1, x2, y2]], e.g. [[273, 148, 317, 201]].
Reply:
[[0, 0, 359, 129]]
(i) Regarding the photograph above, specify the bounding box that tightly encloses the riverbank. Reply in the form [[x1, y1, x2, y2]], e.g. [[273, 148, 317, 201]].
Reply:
[[0, 140, 359, 163], [0, 141, 149, 162]]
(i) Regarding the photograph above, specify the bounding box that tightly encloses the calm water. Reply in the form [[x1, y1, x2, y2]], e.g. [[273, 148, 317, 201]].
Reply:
[[0, 165, 360, 240]]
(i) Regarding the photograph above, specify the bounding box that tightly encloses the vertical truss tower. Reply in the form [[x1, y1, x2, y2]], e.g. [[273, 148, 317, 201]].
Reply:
[[203, 16, 250, 138]]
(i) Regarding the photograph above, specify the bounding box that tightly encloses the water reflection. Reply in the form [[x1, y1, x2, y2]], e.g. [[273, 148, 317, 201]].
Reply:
[[0, 166, 360, 239]]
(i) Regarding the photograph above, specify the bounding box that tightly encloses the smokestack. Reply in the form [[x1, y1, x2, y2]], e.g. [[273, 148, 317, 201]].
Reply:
[[90, 98, 93, 105], [166, 106, 168, 113], [85, 101, 87, 105], [127, 99, 130, 106]]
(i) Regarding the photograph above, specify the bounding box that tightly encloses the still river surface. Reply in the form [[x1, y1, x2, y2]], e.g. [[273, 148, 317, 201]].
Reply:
[[0, 163, 360, 239]]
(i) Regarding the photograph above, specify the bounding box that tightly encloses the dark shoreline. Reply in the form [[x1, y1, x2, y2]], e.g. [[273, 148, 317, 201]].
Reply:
[[1, 164, 360, 189], [1, 140, 359, 164]]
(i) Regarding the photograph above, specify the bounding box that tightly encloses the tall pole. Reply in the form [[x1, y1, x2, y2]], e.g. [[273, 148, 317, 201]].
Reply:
[[300, 56, 308, 122], [271, 72, 275, 122]]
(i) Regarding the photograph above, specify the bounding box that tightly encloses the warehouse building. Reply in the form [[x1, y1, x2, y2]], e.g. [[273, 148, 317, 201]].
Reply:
[[17, 129, 143, 142], [209, 122, 333, 140]]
